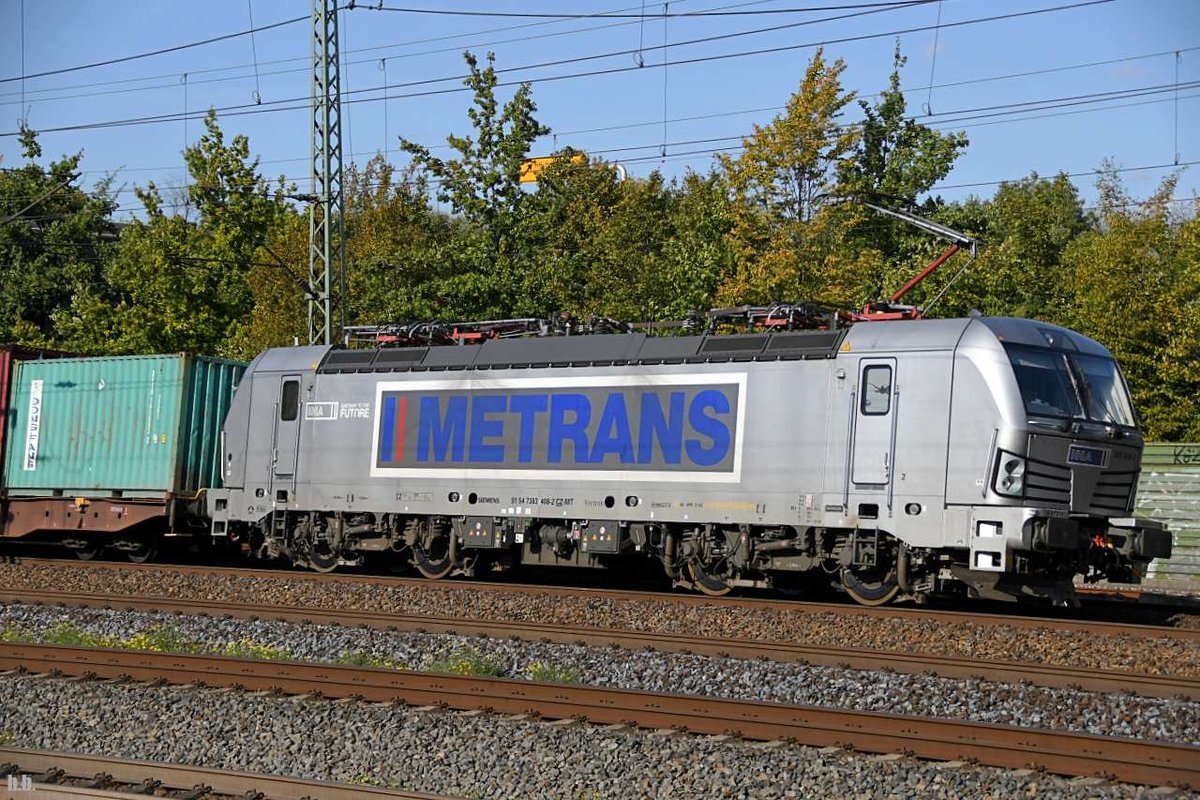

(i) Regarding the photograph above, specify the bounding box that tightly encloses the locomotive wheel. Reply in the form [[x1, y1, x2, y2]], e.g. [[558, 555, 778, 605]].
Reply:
[[412, 531, 454, 580], [307, 542, 340, 573], [71, 540, 103, 561], [840, 565, 900, 606], [688, 559, 733, 597], [124, 540, 157, 564]]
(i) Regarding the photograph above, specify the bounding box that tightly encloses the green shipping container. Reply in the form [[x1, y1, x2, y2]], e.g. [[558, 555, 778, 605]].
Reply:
[[3, 354, 245, 498]]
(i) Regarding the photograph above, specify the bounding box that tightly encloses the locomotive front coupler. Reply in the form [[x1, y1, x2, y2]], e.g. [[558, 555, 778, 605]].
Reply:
[[1028, 516, 1088, 552], [1107, 517, 1172, 562]]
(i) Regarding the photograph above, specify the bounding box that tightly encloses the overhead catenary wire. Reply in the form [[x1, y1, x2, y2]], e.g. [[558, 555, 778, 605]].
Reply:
[[937, 159, 1200, 191], [594, 96, 1200, 170], [922, 0, 942, 115], [15, 72, 1191, 157], [662, 1, 670, 160], [6, 33, 1192, 119], [636, 0, 648, 67], [367, 1, 953, 18], [246, 0, 263, 105], [341, 4, 354, 161], [562, 81, 1200, 157], [0, 0, 1118, 138], [9, 2, 1190, 240], [0, 0, 762, 102], [0, 0, 933, 116], [18, 0, 26, 125], [42, 80, 1195, 185], [0, 14, 309, 86], [550, 45, 1200, 134], [1175, 50, 1182, 165], [182, 72, 190, 217], [9, 81, 1197, 203]]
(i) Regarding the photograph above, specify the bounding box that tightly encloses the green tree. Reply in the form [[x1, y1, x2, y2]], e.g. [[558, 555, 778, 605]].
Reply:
[[399, 51, 549, 318], [715, 49, 866, 306], [227, 209, 309, 357], [56, 111, 290, 356], [837, 44, 968, 304], [342, 156, 460, 324], [1061, 168, 1200, 440], [511, 156, 732, 323], [653, 170, 735, 319], [515, 155, 670, 320], [0, 127, 117, 346], [919, 174, 1088, 319], [975, 173, 1088, 318], [511, 155, 629, 317], [839, 44, 967, 207]]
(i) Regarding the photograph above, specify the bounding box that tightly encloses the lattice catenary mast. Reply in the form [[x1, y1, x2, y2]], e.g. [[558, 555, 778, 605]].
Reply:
[[308, 0, 347, 345]]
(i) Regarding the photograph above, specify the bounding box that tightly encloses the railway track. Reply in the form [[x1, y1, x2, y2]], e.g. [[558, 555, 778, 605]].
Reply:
[[0, 746, 449, 799], [2, 588, 1195, 699], [0, 643, 1195, 788], [6, 557, 1198, 638]]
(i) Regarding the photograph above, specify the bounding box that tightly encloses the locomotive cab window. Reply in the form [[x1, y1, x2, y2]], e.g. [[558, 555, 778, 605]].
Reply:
[[280, 380, 300, 421], [1004, 343, 1135, 426], [861, 365, 892, 415]]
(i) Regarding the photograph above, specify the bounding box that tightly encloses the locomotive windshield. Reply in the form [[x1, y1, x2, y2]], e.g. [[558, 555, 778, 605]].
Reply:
[[1004, 343, 1136, 427]]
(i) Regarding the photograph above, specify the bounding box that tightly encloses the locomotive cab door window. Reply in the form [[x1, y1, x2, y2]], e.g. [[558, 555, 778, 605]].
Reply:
[[861, 365, 892, 415], [852, 359, 896, 486], [273, 375, 302, 479]]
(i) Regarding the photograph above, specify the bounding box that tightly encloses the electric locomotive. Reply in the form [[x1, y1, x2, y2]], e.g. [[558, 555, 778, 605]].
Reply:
[[208, 310, 1170, 605]]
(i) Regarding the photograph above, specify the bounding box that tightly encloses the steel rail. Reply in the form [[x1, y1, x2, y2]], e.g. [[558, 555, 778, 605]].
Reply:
[[2, 589, 1195, 700], [0, 745, 450, 799], [6, 558, 1198, 640], [1077, 584, 1200, 607], [0, 644, 1195, 788]]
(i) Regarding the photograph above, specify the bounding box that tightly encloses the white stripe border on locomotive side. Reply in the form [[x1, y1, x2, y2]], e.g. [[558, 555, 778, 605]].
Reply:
[[368, 372, 748, 483]]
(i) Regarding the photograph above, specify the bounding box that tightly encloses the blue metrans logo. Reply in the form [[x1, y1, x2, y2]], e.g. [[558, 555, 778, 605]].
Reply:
[[372, 377, 742, 478]]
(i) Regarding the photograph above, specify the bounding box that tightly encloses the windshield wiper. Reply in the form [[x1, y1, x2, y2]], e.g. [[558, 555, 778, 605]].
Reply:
[[1059, 355, 1092, 433], [1070, 358, 1127, 435]]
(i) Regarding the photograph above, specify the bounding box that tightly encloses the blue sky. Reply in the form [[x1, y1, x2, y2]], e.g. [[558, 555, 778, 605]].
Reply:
[[1, 0, 1196, 219]]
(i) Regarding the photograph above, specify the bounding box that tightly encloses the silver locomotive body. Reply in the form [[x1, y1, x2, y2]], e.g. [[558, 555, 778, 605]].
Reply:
[[209, 316, 1169, 603]]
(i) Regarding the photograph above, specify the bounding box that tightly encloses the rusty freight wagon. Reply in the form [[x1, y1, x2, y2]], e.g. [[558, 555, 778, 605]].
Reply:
[[1, 354, 244, 560]]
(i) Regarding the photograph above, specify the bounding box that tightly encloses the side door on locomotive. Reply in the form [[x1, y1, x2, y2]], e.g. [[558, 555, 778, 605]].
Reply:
[[219, 347, 324, 518], [823, 323, 958, 543], [270, 373, 303, 503]]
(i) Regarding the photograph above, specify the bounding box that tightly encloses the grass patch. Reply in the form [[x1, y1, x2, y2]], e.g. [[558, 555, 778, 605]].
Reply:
[[3, 620, 294, 663], [41, 622, 120, 649], [0, 623, 35, 643], [424, 644, 503, 677], [335, 649, 407, 670], [525, 661, 581, 684], [123, 624, 204, 654], [6, 620, 587, 687], [220, 639, 294, 661]]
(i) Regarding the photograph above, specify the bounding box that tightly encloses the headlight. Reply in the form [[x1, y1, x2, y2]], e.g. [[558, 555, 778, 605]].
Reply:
[[994, 452, 1026, 497]]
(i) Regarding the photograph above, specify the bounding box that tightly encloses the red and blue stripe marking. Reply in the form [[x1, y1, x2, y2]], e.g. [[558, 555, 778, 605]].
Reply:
[[379, 395, 407, 463]]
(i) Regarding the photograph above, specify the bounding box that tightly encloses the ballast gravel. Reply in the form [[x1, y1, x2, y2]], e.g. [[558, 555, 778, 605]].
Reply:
[[1, 563, 1196, 678], [2, 603, 1196, 744], [0, 673, 1180, 800]]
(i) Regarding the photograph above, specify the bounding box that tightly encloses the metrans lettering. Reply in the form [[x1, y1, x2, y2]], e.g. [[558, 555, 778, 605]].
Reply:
[[370, 375, 745, 481]]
